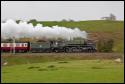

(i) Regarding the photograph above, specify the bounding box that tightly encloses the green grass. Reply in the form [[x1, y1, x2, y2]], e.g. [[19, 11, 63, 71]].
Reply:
[[37, 20, 124, 32], [1, 60, 124, 83]]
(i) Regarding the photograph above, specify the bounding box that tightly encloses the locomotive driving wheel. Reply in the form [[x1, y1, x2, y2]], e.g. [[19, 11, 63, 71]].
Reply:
[[65, 47, 72, 53], [55, 49, 59, 53], [53, 48, 59, 53]]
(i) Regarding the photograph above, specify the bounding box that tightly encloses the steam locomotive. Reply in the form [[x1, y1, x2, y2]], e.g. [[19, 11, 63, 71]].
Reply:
[[1, 39, 96, 53]]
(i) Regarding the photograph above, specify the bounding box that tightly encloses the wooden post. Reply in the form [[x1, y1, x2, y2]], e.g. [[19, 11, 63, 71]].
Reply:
[[13, 36, 15, 54]]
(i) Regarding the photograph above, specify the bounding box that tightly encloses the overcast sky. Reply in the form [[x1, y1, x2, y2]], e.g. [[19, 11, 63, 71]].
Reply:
[[1, 1, 124, 21]]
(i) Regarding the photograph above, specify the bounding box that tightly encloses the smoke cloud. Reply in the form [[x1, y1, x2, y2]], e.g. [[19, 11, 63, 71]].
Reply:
[[1, 19, 87, 40]]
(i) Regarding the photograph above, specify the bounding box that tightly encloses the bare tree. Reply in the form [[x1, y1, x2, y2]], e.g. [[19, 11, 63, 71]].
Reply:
[[109, 13, 116, 21], [61, 19, 68, 22], [101, 13, 116, 21]]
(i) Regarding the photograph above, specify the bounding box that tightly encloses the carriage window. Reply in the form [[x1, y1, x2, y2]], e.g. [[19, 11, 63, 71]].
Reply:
[[21, 43, 27, 47], [21, 44, 24, 47], [3, 43, 8, 47], [1, 43, 4, 47], [10, 43, 13, 47], [16, 43, 20, 47], [24, 43, 27, 47]]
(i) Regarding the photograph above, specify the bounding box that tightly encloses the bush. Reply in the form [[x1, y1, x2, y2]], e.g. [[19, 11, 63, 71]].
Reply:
[[97, 38, 114, 52]]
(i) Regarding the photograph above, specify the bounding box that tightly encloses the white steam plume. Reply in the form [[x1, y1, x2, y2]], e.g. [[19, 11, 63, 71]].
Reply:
[[1, 19, 87, 40]]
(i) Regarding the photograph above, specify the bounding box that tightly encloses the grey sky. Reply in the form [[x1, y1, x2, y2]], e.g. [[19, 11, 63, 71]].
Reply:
[[1, 1, 124, 21]]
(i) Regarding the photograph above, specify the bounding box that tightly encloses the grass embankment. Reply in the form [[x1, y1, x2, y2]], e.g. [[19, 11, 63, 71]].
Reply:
[[31, 20, 124, 53], [1, 53, 123, 65]]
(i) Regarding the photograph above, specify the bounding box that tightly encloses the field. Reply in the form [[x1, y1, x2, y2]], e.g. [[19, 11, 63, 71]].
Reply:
[[1, 53, 124, 83]]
